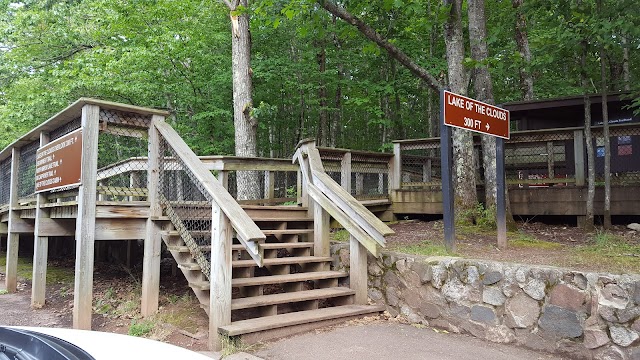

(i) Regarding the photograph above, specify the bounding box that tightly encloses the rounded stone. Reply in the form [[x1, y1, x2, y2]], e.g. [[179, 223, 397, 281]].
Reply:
[[600, 284, 630, 310], [483, 286, 507, 306], [538, 305, 583, 339], [523, 278, 546, 301], [470, 305, 497, 325], [483, 270, 504, 285], [610, 325, 640, 347], [505, 291, 540, 329]]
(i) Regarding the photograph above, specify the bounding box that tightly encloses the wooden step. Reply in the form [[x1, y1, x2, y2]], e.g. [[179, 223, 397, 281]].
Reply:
[[252, 217, 313, 222], [232, 256, 332, 268], [189, 271, 347, 291], [230, 287, 355, 311], [262, 229, 314, 236], [241, 205, 308, 211], [231, 242, 313, 251], [167, 245, 211, 253], [232, 271, 347, 288], [219, 304, 384, 336], [178, 262, 201, 271]]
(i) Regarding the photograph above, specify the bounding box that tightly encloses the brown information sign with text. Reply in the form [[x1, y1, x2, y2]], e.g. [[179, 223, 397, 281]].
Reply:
[[35, 128, 83, 193], [443, 90, 510, 139]]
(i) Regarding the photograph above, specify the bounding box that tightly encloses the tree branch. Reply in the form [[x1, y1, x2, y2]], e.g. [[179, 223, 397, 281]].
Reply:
[[317, 0, 443, 93]]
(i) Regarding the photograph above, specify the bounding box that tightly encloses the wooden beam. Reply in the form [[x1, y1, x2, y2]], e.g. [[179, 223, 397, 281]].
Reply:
[[209, 204, 233, 351], [95, 218, 146, 240], [142, 115, 163, 317], [73, 104, 100, 330], [350, 235, 368, 305], [5, 148, 20, 293], [265, 171, 275, 200], [32, 131, 50, 308], [9, 218, 35, 233]]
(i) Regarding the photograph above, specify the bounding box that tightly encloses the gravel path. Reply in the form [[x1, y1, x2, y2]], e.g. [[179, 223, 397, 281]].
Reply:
[[0, 279, 63, 328]]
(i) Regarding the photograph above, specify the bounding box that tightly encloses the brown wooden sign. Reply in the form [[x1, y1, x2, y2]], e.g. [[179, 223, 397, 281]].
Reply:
[[443, 90, 510, 139], [35, 128, 83, 192]]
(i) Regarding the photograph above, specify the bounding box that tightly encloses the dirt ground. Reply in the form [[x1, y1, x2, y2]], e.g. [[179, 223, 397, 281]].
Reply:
[[384, 220, 640, 274], [1, 219, 638, 354]]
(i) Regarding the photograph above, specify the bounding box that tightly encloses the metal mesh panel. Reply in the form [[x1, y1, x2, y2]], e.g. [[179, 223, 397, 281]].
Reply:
[[507, 130, 576, 188], [159, 137, 213, 280], [350, 153, 390, 199], [97, 110, 151, 201], [50, 117, 81, 141], [591, 125, 640, 186], [0, 158, 11, 205], [399, 141, 442, 189], [273, 171, 298, 200], [18, 140, 39, 199]]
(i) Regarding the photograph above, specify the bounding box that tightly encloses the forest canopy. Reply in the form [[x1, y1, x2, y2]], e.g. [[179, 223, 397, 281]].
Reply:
[[0, 0, 638, 156]]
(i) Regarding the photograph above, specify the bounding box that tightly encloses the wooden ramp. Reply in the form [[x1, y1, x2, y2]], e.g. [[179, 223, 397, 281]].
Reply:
[[160, 204, 383, 342]]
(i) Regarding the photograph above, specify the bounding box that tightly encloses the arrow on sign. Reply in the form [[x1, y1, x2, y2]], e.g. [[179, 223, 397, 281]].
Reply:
[[486, 123, 490, 131]]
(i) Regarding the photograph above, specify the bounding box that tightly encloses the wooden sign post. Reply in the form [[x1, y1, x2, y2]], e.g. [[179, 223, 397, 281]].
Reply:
[[440, 90, 510, 250]]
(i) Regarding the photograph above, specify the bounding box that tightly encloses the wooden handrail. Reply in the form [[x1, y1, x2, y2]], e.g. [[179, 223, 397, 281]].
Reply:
[[154, 121, 265, 266], [294, 140, 393, 257]]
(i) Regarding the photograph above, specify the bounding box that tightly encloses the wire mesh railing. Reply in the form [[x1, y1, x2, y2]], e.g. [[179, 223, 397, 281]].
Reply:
[[224, 169, 298, 204], [394, 122, 640, 190], [0, 158, 11, 206], [317, 147, 393, 200], [96, 110, 151, 202], [18, 140, 39, 200], [159, 138, 213, 279]]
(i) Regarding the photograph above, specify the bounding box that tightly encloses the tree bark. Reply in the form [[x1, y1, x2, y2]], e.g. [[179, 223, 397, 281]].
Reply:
[[228, 0, 259, 200], [317, 0, 443, 93], [444, 0, 478, 223], [317, 44, 329, 146], [598, 5, 611, 229], [581, 41, 596, 230], [622, 36, 630, 91], [512, 0, 534, 100]]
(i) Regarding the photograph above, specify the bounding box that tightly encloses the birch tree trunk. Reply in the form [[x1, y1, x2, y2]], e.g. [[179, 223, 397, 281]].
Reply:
[[228, 0, 259, 200], [581, 41, 596, 230], [445, 0, 478, 223], [622, 37, 630, 91]]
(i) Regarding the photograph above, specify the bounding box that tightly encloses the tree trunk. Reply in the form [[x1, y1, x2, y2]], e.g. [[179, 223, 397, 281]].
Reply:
[[445, 0, 478, 223], [581, 41, 596, 230], [512, 0, 534, 100], [228, 1, 259, 200], [622, 36, 630, 91], [317, 44, 329, 146], [599, 38, 611, 230]]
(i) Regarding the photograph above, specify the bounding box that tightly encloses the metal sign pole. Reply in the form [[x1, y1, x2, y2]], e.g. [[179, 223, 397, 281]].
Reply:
[[496, 137, 507, 248], [440, 89, 456, 252]]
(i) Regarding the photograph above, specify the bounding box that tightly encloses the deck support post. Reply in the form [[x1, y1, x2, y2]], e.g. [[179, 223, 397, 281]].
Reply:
[[5, 148, 21, 293], [314, 203, 330, 257], [209, 204, 233, 351], [141, 115, 164, 317], [73, 104, 100, 330], [265, 170, 274, 200], [349, 235, 368, 305], [32, 132, 50, 308]]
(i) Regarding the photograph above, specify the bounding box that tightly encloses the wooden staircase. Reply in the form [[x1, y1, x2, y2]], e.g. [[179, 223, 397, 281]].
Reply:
[[161, 204, 383, 342]]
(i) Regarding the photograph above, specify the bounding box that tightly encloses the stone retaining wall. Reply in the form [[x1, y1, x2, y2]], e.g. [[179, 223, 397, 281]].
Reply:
[[331, 244, 640, 360]]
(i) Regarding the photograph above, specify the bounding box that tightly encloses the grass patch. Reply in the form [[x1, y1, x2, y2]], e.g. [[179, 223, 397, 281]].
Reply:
[[393, 241, 457, 257], [508, 232, 564, 250], [572, 231, 640, 274], [128, 319, 154, 337], [0, 252, 74, 285], [330, 229, 350, 242], [0, 289, 8, 295], [220, 335, 260, 357], [155, 294, 200, 333]]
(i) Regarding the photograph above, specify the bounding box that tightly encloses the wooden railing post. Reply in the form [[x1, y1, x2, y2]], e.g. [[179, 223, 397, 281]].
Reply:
[[73, 104, 100, 330], [391, 143, 401, 191], [141, 115, 164, 317], [264, 170, 274, 200], [574, 130, 585, 186], [218, 170, 229, 190], [350, 235, 368, 305], [5, 147, 20, 293], [209, 204, 233, 351], [32, 131, 50, 308], [341, 151, 352, 194]]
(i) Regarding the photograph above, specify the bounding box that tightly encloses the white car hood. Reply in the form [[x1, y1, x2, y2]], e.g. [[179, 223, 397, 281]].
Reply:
[[13, 327, 213, 360]]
